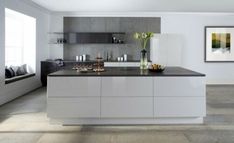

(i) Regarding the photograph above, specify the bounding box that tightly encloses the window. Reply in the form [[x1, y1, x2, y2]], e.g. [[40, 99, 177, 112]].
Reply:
[[5, 8, 36, 73]]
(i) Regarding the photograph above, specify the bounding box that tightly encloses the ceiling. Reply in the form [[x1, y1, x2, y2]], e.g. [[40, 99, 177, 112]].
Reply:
[[31, 0, 234, 13]]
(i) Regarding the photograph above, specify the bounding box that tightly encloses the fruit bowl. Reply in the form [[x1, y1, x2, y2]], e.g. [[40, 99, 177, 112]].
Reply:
[[148, 64, 165, 72]]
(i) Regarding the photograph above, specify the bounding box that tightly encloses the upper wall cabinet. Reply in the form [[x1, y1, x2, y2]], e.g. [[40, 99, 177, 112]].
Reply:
[[48, 32, 125, 44]]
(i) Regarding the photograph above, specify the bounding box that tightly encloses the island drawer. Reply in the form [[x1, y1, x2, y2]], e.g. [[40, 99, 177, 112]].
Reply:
[[47, 98, 100, 118], [104, 62, 140, 67], [154, 77, 205, 97], [101, 77, 153, 97], [154, 97, 206, 117], [47, 77, 101, 97], [101, 97, 153, 118]]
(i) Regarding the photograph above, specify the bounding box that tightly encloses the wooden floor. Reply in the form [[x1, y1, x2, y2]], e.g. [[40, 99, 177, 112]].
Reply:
[[0, 85, 234, 143]]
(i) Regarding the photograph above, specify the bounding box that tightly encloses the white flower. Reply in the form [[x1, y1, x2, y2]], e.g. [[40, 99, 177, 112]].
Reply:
[[141, 33, 147, 39], [134, 33, 140, 39]]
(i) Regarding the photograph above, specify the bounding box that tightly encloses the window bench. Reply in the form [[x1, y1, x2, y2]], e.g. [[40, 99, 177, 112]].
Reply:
[[5, 73, 36, 84]]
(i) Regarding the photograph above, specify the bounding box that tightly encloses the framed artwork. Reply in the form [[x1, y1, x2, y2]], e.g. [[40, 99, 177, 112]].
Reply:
[[205, 26, 234, 62]]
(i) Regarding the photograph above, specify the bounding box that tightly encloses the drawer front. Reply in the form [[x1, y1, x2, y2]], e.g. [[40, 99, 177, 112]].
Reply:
[[104, 62, 120, 67], [102, 77, 153, 97], [154, 97, 206, 117], [154, 77, 205, 97], [104, 62, 142, 67], [118, 62, 139, 67], [101, 97, 153, 118], [47, 98, 100, 118], [47, 77, 101, 97]]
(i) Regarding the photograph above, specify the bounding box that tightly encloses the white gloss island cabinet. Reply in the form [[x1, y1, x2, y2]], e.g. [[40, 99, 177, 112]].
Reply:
[[154, 77, 206, 118], [47, 67, 206, 125], [47, 77, 101, 118], [101, 77, 154, 118]]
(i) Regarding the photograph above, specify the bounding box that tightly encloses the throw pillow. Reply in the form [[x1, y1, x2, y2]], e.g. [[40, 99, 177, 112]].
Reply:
[[10, 66, 19, 76], [5, 67, 15, 78], [9, 67, 15, 77], [17, 64, 28, 75], [5, 68, 12, 78]]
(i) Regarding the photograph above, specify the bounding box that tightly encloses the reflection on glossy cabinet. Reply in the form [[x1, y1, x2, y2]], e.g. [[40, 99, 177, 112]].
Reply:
[[101, 97, 153, 118], [47, 98, 100, 118], [101, 77, 153, 97], [48, 77, 101, 97], [154, 97, 206, 117], [47, 75, 206, 124], [153, 77, 206, 118], [154, 77, 205, 97]]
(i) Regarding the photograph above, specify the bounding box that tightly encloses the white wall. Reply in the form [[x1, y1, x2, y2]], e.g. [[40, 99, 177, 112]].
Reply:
[[49, 12, 234, 84], [0, 0, 50, 105], [161, 14, 234, 84], [49, 15, 63, 59]]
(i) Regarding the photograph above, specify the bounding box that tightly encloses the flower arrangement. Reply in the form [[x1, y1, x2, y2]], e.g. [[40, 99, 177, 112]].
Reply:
[[133, 32, 154, 49]]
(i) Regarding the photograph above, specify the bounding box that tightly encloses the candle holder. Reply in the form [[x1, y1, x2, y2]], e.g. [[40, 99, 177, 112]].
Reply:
[[93, 57, 105, 72]]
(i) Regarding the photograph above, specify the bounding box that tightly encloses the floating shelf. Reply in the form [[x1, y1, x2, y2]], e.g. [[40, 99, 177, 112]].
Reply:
[[48, 32, 125, 44]]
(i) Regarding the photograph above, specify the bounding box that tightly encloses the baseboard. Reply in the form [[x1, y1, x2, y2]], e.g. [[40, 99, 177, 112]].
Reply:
[[206, 79, 234, 85]]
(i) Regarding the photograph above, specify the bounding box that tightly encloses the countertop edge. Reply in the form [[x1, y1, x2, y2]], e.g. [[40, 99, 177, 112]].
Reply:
[[48, 67, 206, 77], [48, 74, 206, 77]]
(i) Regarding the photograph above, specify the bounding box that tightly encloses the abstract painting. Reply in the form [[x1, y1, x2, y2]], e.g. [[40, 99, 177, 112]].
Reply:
[[212, 33, 230, 53], [205, 26, 234, 62]]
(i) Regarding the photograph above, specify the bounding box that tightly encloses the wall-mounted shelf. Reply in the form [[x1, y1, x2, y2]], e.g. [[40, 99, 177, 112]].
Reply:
[[48, 32, 125, 44], [48, 32, 66, 44]]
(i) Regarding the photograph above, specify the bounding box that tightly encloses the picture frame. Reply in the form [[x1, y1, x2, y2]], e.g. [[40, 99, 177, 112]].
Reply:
[[205, 26, 234, 62]]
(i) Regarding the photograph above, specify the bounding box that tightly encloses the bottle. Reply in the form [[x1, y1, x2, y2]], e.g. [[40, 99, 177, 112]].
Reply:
[[76, 56, 79, 61], [124, 54, 127, 62], [117, 57, 121, 62], [120, 57, 124, 62], [82, 55, 86, 61], [79, 56, 83, 61]]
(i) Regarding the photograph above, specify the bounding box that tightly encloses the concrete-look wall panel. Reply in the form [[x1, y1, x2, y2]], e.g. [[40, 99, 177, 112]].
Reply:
[[63, 17, 161, 61]]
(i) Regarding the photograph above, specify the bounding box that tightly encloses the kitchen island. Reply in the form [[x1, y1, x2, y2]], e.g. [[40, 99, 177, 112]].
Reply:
[[47, 67, 206, 125]]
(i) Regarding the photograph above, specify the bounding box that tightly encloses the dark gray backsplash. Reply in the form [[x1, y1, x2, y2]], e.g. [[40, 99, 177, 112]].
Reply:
[[63, 17, 161, 61]]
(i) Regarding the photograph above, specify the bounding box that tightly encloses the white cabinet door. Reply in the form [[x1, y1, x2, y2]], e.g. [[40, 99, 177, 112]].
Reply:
[[154, 97, 206, 117], [47, 98, 100, 118], [102, 77, 153, 97], [150, 34, 183, 66], [47, 77, 101, 97], [101, 97, 153, 118], [154, 77, 206, 118], [154, 77, 205, 97]]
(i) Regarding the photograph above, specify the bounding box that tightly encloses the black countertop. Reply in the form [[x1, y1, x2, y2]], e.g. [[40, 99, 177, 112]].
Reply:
[[42, 60, 147, 63], [48, 67, 205, 77]]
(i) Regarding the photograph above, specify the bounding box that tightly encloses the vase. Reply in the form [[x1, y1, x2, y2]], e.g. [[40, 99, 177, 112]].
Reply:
[[140, 49, 148, 70]]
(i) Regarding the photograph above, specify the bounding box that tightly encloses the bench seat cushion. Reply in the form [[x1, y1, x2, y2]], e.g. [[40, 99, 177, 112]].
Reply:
[[5, 73, 35, 84]]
